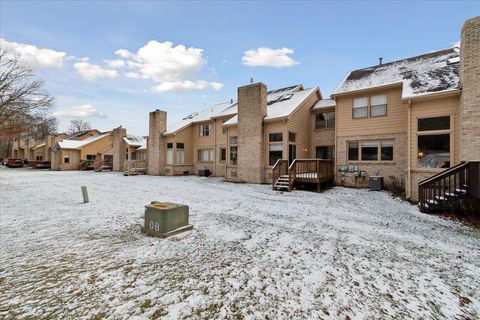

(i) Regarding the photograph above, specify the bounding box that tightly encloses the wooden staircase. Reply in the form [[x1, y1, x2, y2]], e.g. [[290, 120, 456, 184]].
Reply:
[[272, 159, 334, 192], [418, 161, 480, 213], [93, 158, 113, 172], [124, 160, 146, 176]]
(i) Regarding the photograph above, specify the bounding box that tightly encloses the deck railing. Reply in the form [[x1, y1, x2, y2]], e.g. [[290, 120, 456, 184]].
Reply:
[[272, 159, 289, 190], [272, 159, 334, 191], [93, 158, 113, 172], [418, 161, 480, 212], [124, 160, 147, 175]]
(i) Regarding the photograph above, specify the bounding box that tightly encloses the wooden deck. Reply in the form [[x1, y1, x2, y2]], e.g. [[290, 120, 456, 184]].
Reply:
[[272, 159, 334, 192]]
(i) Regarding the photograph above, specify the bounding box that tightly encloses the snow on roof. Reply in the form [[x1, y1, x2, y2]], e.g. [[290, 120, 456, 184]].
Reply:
[[123, 134, 146, 147], [137, 139, 147, 151], [32, 142, 46, 150], [312, 99, 336, 110], [58, 132, 111, 149], [165, 85, 305, 134], [224, 87, 317, 126], [333, 48, 460, 99]]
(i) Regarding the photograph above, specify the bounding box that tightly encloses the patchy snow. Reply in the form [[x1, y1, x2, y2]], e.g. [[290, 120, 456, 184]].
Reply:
[[58, 132, 111, 149], [312, 99, 336, 110], [123, 135, 146, 147], [1, 168, 479, 319], [334, 48, 460, 98], [168, 85, 311, 132]]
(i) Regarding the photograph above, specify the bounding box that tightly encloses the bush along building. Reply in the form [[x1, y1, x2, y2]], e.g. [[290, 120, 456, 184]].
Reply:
[[146, 16, 479, 213]]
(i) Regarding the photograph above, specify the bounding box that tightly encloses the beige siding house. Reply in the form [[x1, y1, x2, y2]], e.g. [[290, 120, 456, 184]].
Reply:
[[147, 84, 324, 183]]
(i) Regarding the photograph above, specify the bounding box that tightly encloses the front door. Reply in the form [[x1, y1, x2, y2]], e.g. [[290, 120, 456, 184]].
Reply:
[[289, 144, 296, 165]]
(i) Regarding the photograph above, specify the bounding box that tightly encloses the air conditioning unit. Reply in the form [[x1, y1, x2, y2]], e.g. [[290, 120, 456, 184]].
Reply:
[[369, 176, 383, 191]]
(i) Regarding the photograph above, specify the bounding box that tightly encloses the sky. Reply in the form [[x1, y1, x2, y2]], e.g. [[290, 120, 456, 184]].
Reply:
[[1, 1, 478, 136]]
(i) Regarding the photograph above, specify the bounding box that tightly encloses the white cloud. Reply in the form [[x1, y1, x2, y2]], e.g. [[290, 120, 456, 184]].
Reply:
[[125, 71, 141, 79], [74, 61, 118, 81], [0, 38, 67, 69], [104, 59, 125, 68], [242, 47, 299, 68], [53, 104, 107, 119], [152, 80, 223, 93], [115, 40, 223, 92]]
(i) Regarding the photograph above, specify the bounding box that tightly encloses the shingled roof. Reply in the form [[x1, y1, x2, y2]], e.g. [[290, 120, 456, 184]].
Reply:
[[333, 48, 460, 99], [165, 85, 308, 134]]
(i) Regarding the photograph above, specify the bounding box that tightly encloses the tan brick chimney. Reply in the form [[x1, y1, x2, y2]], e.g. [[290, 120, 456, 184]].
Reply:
[[459, 16, 480, 161], [237, 82, 268, 183], [147, 109, 167, 175], [112, 126, 127, 171], [45, 135, 55, 161]]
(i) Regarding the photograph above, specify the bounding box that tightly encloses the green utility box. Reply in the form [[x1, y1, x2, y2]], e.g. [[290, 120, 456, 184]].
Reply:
[[144, 202, 193, 238]]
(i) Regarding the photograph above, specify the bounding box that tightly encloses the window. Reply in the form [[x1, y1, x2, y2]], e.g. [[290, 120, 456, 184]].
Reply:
[[418, 134, 450, 168], [36, 156, 43, 161], [125, 148, 129, 160], [64, 154, 70, 164], [199, 124, 211, 136], [269, 133, 283, 142], [381, 141, 394, 161], [176, 143, 185, 164], [353, 97, 368, 118], [86, 154, 96, 161], [220, 147, 226, 162], [140, 152, 146, 161], [230, 136, 238, 145], [269, 144, 283, 166], [370, 95, 387, 117], [361, 141, 378, 161], [230, 146, 237, 165], [167, 143, 173, 164], [197, 148, 214, 162], [418, 116, 450, 131], [131, 153, 137, 160], [348, 142, 359, 161], [316, 146, 334, 160], [315, 112, 335, 129], [289, 132, 296, 142]]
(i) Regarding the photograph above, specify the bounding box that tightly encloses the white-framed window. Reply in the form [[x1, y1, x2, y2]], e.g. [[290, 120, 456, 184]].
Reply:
[[229, 136, 238, 165], [370, 94, 387, 117], [176, 143, 185, 164], [199, 124, 212, 136], [197, 148, 214, 162], [166, 143, 173, 165], [353, 97, 368, 118]]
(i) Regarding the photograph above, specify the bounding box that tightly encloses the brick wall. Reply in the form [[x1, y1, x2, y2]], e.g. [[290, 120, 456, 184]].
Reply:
[[335, 133, 408, 189], [112, 127, 126, 171], [459, 16, 480, 161], [147, 109, 167, 175], [237, 83, 267, 183]]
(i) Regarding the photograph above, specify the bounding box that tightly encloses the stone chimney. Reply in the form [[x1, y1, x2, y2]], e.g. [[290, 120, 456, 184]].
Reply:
[[112, 126, 127, 171], [237, 82, 268, 183], [147, 109, 167, 175], [45, 135, 55, 161], [459, 16, 480, 161]]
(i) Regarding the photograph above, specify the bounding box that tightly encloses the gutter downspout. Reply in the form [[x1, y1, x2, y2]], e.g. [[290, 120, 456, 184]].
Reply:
[[406, 99, 412, 199]]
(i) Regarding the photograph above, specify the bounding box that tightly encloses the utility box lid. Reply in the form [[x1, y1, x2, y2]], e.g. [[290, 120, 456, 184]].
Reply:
[[144, 202, 192, 238]]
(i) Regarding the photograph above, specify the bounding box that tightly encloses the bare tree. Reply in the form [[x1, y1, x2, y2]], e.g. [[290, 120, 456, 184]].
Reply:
[[67, 119, 92, 135], [29, 116, 58, 140], [0, 49, 54, 137]]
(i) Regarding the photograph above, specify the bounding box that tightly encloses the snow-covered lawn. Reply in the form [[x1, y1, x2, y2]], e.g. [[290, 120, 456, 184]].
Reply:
[[0, 168, 479, 319]]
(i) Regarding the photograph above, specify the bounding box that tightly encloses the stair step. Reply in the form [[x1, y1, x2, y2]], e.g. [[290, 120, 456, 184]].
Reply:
[[434, 195, 447, 201], [455, 188, 467, 194], [444, 192, 459, 198], [426, 199, 438, 205]]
